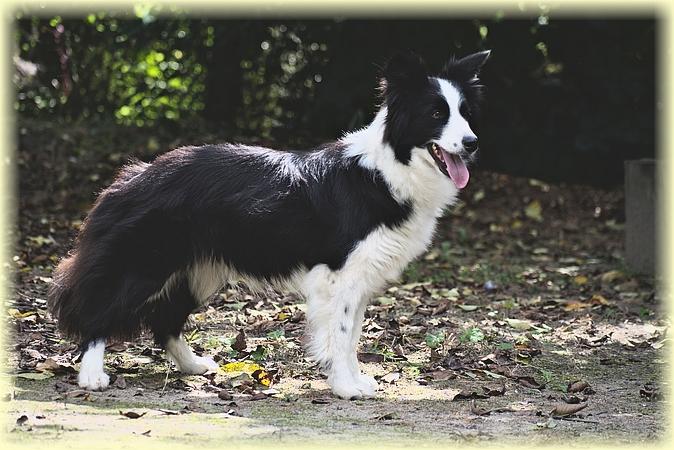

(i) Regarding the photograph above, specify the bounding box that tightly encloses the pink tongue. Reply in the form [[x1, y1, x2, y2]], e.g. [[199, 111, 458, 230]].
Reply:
[[443, 151, 470, 189]]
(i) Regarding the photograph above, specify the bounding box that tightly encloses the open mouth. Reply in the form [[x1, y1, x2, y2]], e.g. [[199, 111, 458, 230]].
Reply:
[[426, 142, 470, 189]]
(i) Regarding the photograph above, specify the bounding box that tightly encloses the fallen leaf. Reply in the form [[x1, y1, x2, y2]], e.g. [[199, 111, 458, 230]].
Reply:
[[454, 388, 490, 400], [525, 200, 543, 221], [248, 392, 268, 401], [590, 294, 610, 306], [600, 270, 624, 284], [8, 309, 37, 319], [232, 330, 247, 352], [218, 390, 233, 400], [358, 353, 384, 363], [106, 342, 128, 352], [563, 301, 591, 312], [252, 368, 272, 387], [222, 361, 263, 374], [482, 383, 506, 396], [15, 372, 54, 380], [457, 304, 480, 312], [562, 394, 587, 404], [505, 318, 534, 331], [573, 275, 589, 285], [36, 358, 75, 375], [63, 389, 91, 399], [276, 312, 291, 321], [517, 376, 544, 390], [380, 371, 401, 384], [550, 402, 587, 417], [120, 410, 147, 419], [428, 370, 456, 381], [567, 380, 590, 393]]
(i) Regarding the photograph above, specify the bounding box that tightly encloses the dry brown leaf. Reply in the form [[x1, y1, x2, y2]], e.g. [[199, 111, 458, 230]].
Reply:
[[358, 352, 384, 363], [550, 402, 587, 417], [567, 380, 590, 393], [517, 376, 544, 390], [428, 370, 456, 381], [232, 330, 247, 352], [482, 383, 506, 396], [120, 410, 147, 419], [600, 270, 624, 284], [590, 294, 610, 306], [218, 390, 233, 400]]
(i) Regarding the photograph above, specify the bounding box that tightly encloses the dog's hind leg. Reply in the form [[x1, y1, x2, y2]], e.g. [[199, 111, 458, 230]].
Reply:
[[78, 339, 109, 390], [143, 271, 219, 374], [165, 334, 219, 374]]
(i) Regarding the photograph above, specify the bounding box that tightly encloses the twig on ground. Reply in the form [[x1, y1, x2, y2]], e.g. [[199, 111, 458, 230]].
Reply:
[[557, 416, 600, 424]]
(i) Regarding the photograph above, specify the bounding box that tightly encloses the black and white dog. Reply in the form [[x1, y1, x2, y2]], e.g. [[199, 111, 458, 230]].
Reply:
[[49, 50, 489, 399]]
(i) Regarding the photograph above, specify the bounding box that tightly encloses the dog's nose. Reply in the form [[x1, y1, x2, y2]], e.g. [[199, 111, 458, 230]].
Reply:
[[462, 136, 479, 152]]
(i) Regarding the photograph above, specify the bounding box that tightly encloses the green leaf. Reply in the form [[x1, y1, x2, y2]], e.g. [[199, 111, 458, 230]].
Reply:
[[266, 329, 285, 340], [460, 327, 485, 344], [424, 330, 446, 349]]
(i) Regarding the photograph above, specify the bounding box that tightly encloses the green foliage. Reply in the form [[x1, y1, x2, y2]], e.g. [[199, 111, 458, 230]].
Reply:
[[13, 14, 655, 184], [266, 329, 285, 340], [459, 327, 485, 344], [236, 23, 330, 139], [15, 12, 206, 126], [424, 330, 446, 349]]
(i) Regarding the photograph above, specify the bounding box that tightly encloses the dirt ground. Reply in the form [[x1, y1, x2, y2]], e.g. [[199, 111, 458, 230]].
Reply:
[[3, 119, 669, 447]]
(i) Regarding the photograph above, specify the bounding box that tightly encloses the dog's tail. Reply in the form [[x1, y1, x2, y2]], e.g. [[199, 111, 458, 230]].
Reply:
[[48, 159, 151, 341], [47, 252, 82, 338]]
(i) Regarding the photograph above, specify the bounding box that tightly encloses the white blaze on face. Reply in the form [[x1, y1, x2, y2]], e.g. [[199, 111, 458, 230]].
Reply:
[[434, 78, 477, 152]]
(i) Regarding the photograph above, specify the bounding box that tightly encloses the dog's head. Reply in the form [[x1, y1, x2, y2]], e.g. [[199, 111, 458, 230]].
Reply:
[[381, 50, 490, 189]]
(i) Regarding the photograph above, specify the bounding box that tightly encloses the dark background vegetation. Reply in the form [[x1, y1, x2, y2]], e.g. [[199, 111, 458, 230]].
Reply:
[[14, 11, 656, 186]]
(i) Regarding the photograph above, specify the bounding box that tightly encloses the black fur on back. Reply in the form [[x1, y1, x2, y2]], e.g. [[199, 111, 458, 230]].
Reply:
[[48, 143, 411, 344]]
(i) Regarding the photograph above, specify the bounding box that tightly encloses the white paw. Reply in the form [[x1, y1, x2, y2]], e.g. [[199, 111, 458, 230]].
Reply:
[[329, 372, 376, 400], [177, 355, 219, 375], [356, 373, 379, 393], [78, 369, 110, 391]]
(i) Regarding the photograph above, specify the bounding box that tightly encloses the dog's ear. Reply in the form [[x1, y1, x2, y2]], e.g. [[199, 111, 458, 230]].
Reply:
[[442, 50, 491, 82], [382, 51, 429, 93]]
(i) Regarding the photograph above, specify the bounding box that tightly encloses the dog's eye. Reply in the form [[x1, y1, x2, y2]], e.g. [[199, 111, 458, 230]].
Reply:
[[431, 110, 443, 119]]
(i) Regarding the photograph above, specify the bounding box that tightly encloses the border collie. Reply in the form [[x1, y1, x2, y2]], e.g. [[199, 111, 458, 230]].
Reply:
[[48, 50, 490, 399]]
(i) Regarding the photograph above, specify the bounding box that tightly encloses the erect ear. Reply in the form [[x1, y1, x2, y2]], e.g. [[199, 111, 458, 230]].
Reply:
[[382, 51, 429, 93], [443, 50, 491, 81]]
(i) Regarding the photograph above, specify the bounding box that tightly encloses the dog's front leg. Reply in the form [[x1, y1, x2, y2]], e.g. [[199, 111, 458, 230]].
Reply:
[[304, 266, 377, 399]]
